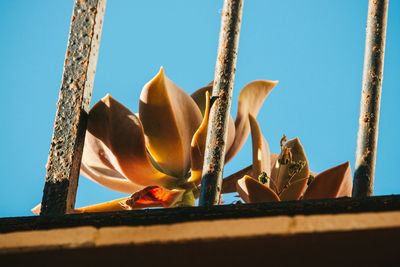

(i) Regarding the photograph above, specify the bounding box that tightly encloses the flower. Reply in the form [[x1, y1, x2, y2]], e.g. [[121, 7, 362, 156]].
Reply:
[[222, 116, 353, 203], [76, 67, 278, 212]]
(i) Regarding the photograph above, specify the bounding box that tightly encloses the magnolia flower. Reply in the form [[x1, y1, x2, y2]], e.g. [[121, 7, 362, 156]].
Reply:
[[222, 117, 353, 203], [76, 67, 278, 212]]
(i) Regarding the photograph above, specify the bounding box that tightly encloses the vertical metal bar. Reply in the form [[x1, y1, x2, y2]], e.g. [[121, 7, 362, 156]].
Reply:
[[199, 0, 243, 206], [353, 0, 388, 198], [41, 0, 106, 216]]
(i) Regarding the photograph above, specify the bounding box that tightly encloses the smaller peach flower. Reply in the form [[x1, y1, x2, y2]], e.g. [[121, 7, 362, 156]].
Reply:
[[223, 116, 353, 203]]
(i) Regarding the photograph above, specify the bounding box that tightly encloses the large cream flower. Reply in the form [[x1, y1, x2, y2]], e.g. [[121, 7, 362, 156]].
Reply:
[[77, 68, 277, 212]]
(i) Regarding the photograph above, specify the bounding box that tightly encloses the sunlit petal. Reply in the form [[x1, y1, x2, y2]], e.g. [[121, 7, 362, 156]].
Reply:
[[85, 94, 180, 189], [303, 161, 352, 200], [74, 186, 186, 213], [225, 80, 278, 162], [191, 82, 236, 159], [122, 186, 185, 209], [236, 175, 280, 203], [75, 197, 130, 213], [188, 91, 210, 184], [271, 138, 309, 201], [249, 114, 271, 181], [190, 81, 213, 116], [140, 68, 202, 177]]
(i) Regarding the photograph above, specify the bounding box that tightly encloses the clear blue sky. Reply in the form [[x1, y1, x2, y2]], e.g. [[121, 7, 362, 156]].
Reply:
[[0, 0, 399, 217]]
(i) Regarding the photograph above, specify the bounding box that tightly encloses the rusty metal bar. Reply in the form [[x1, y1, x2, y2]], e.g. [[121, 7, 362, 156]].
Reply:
[[40, 0, 106, 216], [353, 0, 388, 198], [199, 0, 243, 206]]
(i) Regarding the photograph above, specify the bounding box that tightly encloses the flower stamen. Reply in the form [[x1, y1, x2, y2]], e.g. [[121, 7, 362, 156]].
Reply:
[[257, 171, 270, 184]]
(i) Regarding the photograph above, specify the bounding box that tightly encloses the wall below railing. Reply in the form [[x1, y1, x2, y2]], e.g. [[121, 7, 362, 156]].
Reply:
[[1, 209, 400, 266]]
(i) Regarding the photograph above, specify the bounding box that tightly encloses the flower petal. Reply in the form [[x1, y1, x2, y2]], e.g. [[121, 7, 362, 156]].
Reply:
[[84, 94, 180, 189], [222, 153, 279, 194], [271, 138, 309, 201], [191, 82, 236, 158], [81, 163, 143, 194], [249, 114, 271, 181], [75, 186, 186, 213], [31, 204, 41, 215], [279, 178, 308, 201], [222, 165, 253, 193], [190, 81, 213, 116], [75, 197, 130, 213], [122, 186, 185, 209], [225, 80, 278, 162], [236, 175, 280, 203], [81, 131, 143, 193], [303, 161, 352, 200], [140, 68, 202, 177], [188, 91, 210, 184]]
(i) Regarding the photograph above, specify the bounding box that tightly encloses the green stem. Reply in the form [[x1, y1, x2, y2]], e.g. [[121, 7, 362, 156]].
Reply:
[[175, 190, 196, 207]]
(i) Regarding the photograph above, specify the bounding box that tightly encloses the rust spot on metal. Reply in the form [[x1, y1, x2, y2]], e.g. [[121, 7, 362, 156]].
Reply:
[[199, 0, 243, 206], [354, 0, 388, 198], [41, 0, 106, 216]]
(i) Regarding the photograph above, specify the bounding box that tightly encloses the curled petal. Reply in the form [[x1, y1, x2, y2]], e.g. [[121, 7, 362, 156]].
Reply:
[[140, 68, 202, 177], [303, 162, 352, 200], [188, 91, 210, 184], [84, 94, 180, 189], [225, 80, 278, 162], [191, 82, 236, 160], [236, 175, 280, 203], [271, 138, 309, 201]]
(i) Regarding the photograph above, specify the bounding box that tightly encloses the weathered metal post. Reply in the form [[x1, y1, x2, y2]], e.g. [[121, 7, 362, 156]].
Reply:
[[353, 0, 388, 197], [199, 0, 243, 206], [40, 0, 106, 216]]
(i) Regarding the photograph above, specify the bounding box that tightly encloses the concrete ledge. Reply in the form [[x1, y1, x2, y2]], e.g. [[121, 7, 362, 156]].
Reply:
[[1, 210, 400, 254], [2, 195, 400, 234]]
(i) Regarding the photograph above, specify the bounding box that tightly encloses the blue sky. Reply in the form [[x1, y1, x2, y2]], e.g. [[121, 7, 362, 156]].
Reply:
[[0, 0, 399, 217]]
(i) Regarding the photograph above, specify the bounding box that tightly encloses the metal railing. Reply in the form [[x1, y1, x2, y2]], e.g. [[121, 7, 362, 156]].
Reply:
[[353, 0, 388, 198], [40, 0, 389, 216]]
